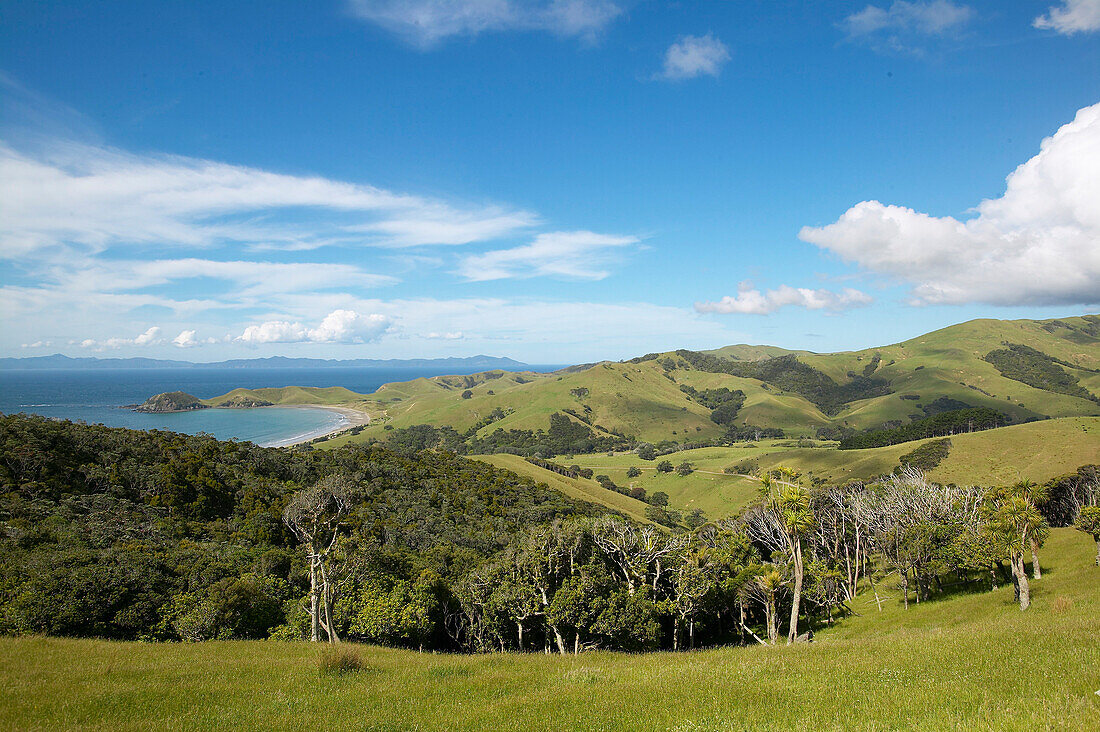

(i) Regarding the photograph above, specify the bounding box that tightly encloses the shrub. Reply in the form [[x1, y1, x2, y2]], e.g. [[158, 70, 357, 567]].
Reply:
[[319, 646, 364, 676]]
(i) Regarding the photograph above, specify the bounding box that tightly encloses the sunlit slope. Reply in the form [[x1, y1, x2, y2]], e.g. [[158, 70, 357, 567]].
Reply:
[[338, 315, 1099, 442], [201, 385, 370, 407], [3, 528, 1096, 731], [800, 315, 1100, 427], [472, 454, 656, 526], [561, 417, 1099, 519]]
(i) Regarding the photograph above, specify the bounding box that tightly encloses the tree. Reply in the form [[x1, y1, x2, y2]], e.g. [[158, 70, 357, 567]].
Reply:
[[684, 509, 708, 530], [676, 461, 694, 476], [636, 443, 657, 461], [1075, 506, 1100, 566], [461, 390, 473, 399], [740, 568, 786, 644], [282, 475, 356, 642], [987, 496, 1048, 611], [744, 468, 814, 644], [1009, 480, 1050, 579], [591, 516, 687, 596], [656, 460, 674, 473], [627, 466, 642, 478]]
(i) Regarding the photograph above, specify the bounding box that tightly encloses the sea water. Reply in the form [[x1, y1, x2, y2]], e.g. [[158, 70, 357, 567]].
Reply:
[[0, 366, 559, 447]]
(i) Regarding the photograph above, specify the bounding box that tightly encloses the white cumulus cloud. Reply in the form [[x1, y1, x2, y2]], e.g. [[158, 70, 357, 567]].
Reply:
[[172, 330, 200, 348], [237, 309, 391, 345], [657, 34, 731, 81], [695, 283, 873, 315], [799, 102, 1100, 307], [78, 326, 163, 351], [1034, 0, 1100, 34], [347, 0, 622, 46], [456, 230, 638, 281]]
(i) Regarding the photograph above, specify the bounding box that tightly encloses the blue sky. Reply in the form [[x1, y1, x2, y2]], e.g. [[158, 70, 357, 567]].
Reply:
[[1, 0, 1098, 363]]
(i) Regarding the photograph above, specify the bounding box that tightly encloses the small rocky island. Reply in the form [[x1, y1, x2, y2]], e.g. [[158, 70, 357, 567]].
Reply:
[[134, 391, 209, 413], [133, 391, 276, 412]]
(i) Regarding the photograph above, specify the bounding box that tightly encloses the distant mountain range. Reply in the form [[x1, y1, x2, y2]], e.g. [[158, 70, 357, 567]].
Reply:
[[0, 354, 535, 371]]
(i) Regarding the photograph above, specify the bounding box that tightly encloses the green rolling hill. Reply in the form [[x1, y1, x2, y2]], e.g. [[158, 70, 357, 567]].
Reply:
[[311, 314, 1099, 449]]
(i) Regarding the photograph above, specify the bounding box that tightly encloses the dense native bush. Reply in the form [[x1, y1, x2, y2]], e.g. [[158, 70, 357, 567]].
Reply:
[[2, 414, 1096, 652], [673, 350, 893, 416], [0, 414, 590, 642], [896, 438, 952, 472], [679, 385, 747, 425], [838, 408, 1009, 450], [984, 344, 1098, 403]]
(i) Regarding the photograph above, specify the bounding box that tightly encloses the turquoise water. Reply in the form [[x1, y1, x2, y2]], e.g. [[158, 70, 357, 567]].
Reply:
[[119, 405, 348, 447], [0, 366, 559, 447]]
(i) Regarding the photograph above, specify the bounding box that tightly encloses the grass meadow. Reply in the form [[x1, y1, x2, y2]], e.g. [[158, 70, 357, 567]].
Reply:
[[3, 529, 1097, 731], [477, 417, 1100, 520]]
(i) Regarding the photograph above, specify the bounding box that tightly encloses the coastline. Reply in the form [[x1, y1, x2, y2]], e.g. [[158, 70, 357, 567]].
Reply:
[[261, 404, 371, 448]]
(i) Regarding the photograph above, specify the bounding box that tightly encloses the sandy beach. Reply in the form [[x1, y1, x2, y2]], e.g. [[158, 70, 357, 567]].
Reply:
[[262, 404, 372, 448]]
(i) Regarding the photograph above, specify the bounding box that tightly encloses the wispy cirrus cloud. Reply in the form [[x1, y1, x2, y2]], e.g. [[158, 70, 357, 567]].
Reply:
[[456, 230, 639, 281], [1034, 0, 1100, 34], [57, 258, 395, 298], [695, 283, 872, 315], [656, 34, 731, 81], [840, 0, 974, 54], [799, 102, 1100, 307], [347, 0, 623, 47], [0, 139, 536, 257]]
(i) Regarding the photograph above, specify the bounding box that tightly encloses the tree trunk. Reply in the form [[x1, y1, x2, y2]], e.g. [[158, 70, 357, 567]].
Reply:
[[766, 595, 778, 644], [551, 624, 567, 655], [517, 621, 524, 651], [1030, 539, 1042, 580], [689, 620, 695, 650], [787, 542, 803, 645], [900, 571, 909, 610], [989, 563, 998, 591], [309, 555, 321, 642], [1095, 539, 1100, 567], [1014, 556, 1031, 611], [867, 571, 882, 612], [672, 622, 680, 651], [320, 563, 338, 643]]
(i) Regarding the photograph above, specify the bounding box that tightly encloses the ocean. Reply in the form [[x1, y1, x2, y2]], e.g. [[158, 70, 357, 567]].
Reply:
[[0, 366, 559, 447]]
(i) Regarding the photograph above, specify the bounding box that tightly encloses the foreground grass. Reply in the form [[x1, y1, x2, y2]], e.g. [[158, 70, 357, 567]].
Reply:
[[3, 530, 1098, 731]]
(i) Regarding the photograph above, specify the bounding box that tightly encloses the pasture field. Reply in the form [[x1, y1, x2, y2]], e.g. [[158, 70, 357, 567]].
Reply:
[[3, 529, 1097, 731], [493, 417, 1100, 520]]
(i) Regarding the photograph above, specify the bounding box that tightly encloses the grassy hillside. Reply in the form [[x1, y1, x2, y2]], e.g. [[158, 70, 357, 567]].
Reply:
[[542, 417, 1099, 519], [474, 453, 657, 526], [315, 315, 1100, 450], [200, 385, 372, 408], [4, 528, 1096, 731]]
